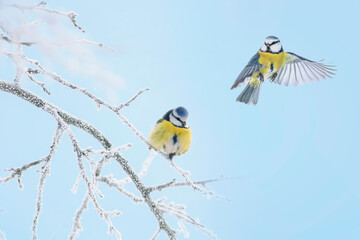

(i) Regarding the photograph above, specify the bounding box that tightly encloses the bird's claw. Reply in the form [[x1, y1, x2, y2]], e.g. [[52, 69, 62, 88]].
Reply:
[[269, 73, 277, 82], [169, 153, 175, 161]]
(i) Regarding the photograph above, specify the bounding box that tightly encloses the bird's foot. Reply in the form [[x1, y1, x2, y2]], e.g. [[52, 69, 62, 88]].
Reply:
[[269, 73, 277, 82], [169, 153, 175, 161], [258, 73, 265, 82]]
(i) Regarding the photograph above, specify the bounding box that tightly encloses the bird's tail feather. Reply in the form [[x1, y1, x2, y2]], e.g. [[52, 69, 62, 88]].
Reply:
[[236, 83, 261, 105]]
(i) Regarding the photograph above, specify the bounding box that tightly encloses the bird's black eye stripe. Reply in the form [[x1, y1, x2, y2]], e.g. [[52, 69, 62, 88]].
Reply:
[[171, 113, 186, 128], [269, 40, 279, 46], [174, 115, 185, 127]]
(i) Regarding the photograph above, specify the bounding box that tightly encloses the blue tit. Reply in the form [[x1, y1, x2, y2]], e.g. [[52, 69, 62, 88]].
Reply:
[[149, 106, 192, 160], [231, 36, 336, 105]]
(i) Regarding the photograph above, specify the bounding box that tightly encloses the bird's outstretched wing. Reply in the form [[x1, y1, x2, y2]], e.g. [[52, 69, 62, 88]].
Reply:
[[231, 52, 261, 89], [272, 52, 336, 86]]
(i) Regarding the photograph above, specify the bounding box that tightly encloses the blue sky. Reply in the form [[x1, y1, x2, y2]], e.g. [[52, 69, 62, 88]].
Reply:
[[1, 0, 360, 239]]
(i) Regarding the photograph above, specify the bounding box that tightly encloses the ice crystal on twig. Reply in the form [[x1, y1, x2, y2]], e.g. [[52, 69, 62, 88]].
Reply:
[[69, 194, 89, 240]]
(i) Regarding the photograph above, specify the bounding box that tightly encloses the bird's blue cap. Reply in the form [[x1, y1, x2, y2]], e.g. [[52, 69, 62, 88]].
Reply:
[[266, 36, 279, 40], [175, 106, 188, 118]]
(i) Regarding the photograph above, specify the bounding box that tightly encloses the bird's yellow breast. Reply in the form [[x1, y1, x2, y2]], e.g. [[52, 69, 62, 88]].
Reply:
[[249, 51, 287, 87], [148, 120, 192, 155], [258, 50, 286, 75]]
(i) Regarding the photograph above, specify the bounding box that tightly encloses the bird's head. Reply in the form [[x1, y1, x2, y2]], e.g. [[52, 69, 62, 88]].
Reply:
[[170, 106, 189, 128], [260, 36, 283, 53]]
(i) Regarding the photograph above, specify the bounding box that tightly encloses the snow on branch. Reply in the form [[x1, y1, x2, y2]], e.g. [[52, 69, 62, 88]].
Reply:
[[32, 124, 65, 240], [0, 2, 223, 239], [5, 1, 85, 32], [151, 227, 162, 240], [69, 193, 89, 240], [148, 178, 224, 193], [0, 159, 44, 189]]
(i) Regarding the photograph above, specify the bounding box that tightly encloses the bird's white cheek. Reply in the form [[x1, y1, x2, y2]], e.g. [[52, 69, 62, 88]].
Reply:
[[260, 45, 267, 52], [271, 43, 282, 53], [170, 114, 182, 127]]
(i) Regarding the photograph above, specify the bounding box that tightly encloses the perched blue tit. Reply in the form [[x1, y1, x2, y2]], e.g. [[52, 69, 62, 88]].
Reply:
[[149, 107, 192, 160], [231, 36, 336, 105]]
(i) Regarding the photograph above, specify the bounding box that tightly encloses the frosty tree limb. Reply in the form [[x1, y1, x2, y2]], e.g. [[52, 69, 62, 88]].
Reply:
[[26, 72, 51, 95], [0, 34, 114, 52], [69, 193, 89, 240], [158, 202, 217, 239], [0, 80, 177, 239], [0, 34, 34, 46], [151, 228, 161, 240], [148, 178, 223, 193], [5, 1, 85, 32], [46, 106, 123, 239], [0, 81, 112, 149], [111, 151, 156, 187], [98, 175, 143, 204], [0, 159, 44, 188], [32, 124, 65, 240]]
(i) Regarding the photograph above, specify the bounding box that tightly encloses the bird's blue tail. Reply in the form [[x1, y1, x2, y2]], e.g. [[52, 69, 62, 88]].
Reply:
[[236, 83, 261, 105]]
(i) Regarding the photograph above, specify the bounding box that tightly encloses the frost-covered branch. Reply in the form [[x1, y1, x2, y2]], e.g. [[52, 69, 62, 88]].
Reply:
[[0, 80, 177, 239], [45, 105, 123, 239], [0, 34, 34, 46], [148, 178, 223, 193], [0, 159, 44, 188], [98, 175, 143, 204], [32, 124, 65, 240], [69, 193, 89, 240], [158, 202, 217, 239], [151, 228, 161, 240], [5, 1, 85, 32]]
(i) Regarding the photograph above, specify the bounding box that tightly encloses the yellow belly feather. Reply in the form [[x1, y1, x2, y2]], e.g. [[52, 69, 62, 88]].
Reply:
[[149, 120, 192, 155], [249, 51, 286, 87]]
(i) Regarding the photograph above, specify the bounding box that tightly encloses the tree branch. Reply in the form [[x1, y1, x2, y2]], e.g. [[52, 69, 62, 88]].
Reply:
[[0, 80, 177, 239], [5, 1, 85, 32], [32, 124, 65, 240], [148, 178, 223, 193], [0, 159, 44, 188]]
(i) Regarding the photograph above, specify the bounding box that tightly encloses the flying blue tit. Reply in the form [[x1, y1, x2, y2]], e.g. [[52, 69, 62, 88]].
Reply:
[[149, 106, 192, 160], [231, 36, 336, 105]]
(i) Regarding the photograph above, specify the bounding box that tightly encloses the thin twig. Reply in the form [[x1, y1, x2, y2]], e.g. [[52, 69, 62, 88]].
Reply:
[[1, 34, 35, 46], [32, 124, 65, 240], [116, 88, 149, 111], [0, 159, 44, 188], [148, 178, 222, 192], [151, 227, 162, 240], [69, 193, 89, 240], [26, 72, 51, 95], [5, 2, 85, 32]]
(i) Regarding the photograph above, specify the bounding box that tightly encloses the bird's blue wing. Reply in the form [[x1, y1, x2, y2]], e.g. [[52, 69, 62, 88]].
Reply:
[[231, 52, 261, 89], [273, 52, 336, 86]]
